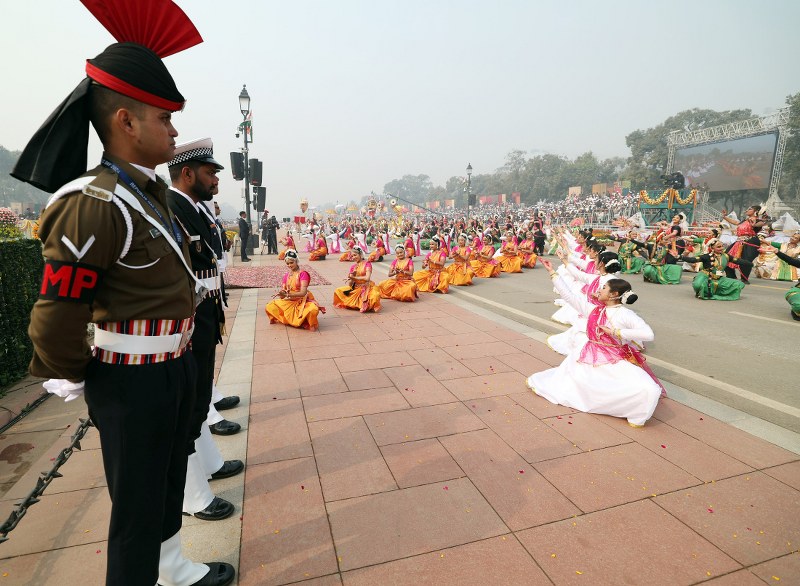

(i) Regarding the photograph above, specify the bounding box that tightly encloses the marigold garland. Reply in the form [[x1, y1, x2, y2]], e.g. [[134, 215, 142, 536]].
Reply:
[[674, 189, 696, 206], [640, 189, 668, 205]]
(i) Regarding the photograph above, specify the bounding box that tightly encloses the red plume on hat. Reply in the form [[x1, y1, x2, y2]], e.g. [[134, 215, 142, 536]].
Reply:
[[12, 0, 202, 193], [81, 0, 202, 58]]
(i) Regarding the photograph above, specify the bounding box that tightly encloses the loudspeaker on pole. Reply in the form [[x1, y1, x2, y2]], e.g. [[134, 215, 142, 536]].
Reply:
[[250, 159, 263, 186], [255, 187, 266, 212], [230, 152, 244, 180]]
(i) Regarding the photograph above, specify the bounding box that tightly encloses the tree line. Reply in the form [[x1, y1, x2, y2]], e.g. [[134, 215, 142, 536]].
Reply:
[[378, 93, 800, 211]]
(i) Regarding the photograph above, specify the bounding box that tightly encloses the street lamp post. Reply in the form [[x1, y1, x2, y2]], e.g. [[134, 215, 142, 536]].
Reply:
[[239, 85, 252, 228], [466, 163, 473, 226]]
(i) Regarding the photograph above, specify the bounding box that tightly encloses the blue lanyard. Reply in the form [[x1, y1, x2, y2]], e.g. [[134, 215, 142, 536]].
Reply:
[[101, 159, 182, 244]]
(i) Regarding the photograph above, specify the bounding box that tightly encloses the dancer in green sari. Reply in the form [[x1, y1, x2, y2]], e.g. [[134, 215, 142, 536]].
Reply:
[[776, 249, 800, 320], [642, 234, 682, 284], [613, 230, 647, 274], [679, 240, 745, 300]]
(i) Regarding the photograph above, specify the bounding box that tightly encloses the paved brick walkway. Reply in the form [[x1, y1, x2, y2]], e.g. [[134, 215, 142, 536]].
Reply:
[[1, 249, 798, 585]]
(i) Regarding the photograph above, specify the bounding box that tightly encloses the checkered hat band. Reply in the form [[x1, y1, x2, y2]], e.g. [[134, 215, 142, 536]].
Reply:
[[170, 147, 213, 166]]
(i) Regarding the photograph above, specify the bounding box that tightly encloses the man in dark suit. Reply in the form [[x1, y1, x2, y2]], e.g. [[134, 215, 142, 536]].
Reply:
[[238, 211, 251, 261], [267, 215, 280, 254]]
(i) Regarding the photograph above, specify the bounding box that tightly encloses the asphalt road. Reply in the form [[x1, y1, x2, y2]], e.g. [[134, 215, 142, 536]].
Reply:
[[380, 257, 798, 432]]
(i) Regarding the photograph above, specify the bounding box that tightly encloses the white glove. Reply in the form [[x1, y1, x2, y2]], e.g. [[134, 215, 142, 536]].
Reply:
[[42, 379, 85, 402]]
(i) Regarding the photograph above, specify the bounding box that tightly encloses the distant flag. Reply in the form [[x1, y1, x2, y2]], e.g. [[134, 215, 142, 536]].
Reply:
[[239, 110, 253, 141]]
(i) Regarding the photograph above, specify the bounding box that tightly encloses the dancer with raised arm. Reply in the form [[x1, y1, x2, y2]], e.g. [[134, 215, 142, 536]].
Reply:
[[721, 205, 767, 283], [547, 251, 622, 355], [679, 239, 745, 300], [528, 261, 664, 427]]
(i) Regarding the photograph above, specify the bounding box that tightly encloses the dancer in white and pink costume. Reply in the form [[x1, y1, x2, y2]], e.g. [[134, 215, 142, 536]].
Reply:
[[528, 263, 665, 427]]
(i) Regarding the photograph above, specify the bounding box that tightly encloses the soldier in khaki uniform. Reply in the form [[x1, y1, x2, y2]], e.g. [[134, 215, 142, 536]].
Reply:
[[11, 4, 234, 586]]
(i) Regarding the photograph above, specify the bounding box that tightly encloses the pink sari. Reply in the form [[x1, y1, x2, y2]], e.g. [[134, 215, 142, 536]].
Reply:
[[579, 307, 666, 397]]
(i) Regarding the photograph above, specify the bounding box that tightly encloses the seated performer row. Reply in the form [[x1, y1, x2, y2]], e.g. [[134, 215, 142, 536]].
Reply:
[[266, 228, 543, 324]]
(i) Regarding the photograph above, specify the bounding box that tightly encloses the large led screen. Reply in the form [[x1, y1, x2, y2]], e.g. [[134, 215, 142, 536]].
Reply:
[[674, 133, 777, 191]]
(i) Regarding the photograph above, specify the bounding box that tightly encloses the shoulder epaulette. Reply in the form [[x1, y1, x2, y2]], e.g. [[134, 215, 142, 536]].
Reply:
[[82, 168, 118, 202], [47, 168, 117, 208]]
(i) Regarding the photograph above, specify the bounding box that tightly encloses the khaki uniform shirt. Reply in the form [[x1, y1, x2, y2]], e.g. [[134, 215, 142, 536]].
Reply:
[[29, 154, 195, 380]]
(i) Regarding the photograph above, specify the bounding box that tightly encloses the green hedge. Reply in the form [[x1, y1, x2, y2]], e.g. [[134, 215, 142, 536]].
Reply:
[[0, 239, 43, 388]]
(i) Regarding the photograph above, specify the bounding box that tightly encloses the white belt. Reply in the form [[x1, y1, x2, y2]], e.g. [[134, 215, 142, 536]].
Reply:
[[198, 276, 221, 292], [94, 328, 193, 355]]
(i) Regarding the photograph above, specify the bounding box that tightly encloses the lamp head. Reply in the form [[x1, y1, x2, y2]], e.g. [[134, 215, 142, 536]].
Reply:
[[239, 84, 251, 116]]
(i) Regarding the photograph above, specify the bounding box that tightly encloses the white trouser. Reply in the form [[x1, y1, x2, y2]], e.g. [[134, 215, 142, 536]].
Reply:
[[158, 532, 208, 586], [197, 422, 225, 476], [182, 425, 224, 514], [206, 384, 225, 426]]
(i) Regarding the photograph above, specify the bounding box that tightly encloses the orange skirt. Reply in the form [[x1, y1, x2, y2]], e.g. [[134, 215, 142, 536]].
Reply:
[[333, 282, 382, 312], [377, 277, 418, 301], [497, 254, 523, 273], [265, 292, 325, 331], [368, 247, 386, 262], [445, 262, 474, 286], [340, 251, 357, 262], [308, 246, 327, 261], [470, 258, 501, 278], [412, 268, 450, 293], [521, 252, 538, 268]]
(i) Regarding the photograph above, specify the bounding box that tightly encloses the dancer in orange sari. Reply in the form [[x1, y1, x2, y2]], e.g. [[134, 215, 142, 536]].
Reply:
[[518, 231, 538, 268], [339, 237, 358, 262], [470, 235, 502, 278], [368, 235, 387, 262], [445, 233, 475, 286], [378, 245, 418, 301], [413, 236, 451, 293], [469, 233, 483, 261], [308, 229, 328, 261], [266, 250, 326, 330], [333, 247, 382, 312], [404, 232, 416, 259], [277, 232, 297, 260], [497, 230, 523, 273]]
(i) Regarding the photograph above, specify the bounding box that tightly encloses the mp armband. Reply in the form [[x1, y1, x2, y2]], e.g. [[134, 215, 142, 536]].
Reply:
[[40, 260, 104, 303]]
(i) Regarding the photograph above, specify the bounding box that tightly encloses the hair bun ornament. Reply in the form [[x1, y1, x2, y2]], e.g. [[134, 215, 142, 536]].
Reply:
[[621, 290, 635, 304], [285, 249, 298, 259]]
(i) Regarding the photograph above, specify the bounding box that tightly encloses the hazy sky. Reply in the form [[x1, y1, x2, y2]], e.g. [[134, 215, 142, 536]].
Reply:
[[3, 0, 799, 218]]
